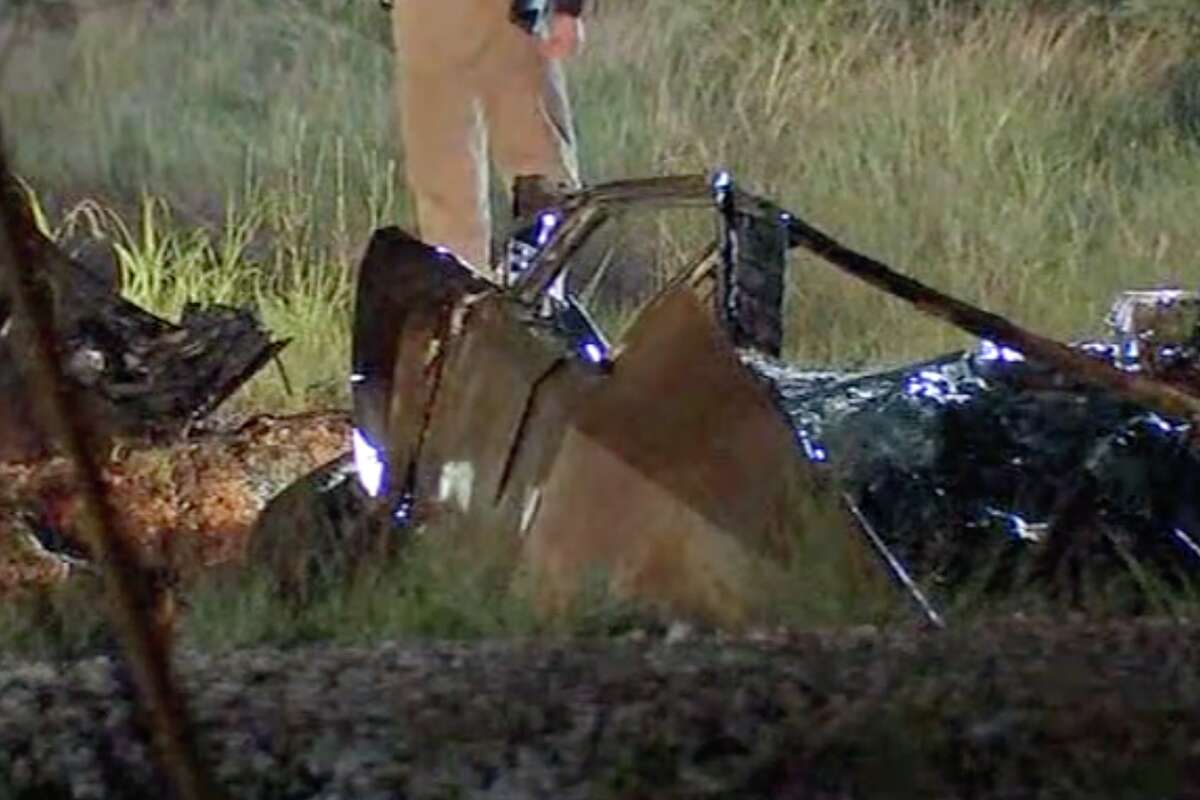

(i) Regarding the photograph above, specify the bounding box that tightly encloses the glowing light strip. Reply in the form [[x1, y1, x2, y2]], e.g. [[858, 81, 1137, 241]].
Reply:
[[352, 428, 386, 498]]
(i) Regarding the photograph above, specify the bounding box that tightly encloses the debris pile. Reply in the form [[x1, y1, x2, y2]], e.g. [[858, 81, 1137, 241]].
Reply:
[[0, 413, 351, 592], [751, 289, 1200, 598], [0, 168, 286, 462], [0, 168, 311, 591], [8, 166, 1200, 623]]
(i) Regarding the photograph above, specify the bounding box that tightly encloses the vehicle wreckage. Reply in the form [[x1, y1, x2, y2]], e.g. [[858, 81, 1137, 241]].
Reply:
[[252, 172, 1200, 628], [3, 164, 1198, 626]]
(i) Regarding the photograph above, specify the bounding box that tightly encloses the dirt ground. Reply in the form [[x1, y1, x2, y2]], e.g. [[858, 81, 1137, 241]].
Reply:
[[0, 412, 351, 593], [1, 616, 1198, 799]]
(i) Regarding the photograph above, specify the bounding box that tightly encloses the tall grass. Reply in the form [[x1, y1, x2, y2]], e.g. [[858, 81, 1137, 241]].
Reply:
[[586, 0, 1200, 363], [6, 0, 1200, 381], [26, 170, 365, 413], [0, 521, 682, 660]]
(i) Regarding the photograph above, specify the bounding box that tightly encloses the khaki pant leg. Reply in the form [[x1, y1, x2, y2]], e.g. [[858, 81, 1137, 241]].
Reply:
[[480, 24, 581, 193], [392, 13, 493, 267]]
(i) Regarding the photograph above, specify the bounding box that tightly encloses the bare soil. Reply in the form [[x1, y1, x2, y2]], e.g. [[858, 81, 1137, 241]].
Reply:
[[1, 616, 1198, 799]]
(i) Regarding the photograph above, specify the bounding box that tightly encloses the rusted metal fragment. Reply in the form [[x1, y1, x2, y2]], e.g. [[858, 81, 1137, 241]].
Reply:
[[412, 296, 566, 518], [351, 226, 493, 497]]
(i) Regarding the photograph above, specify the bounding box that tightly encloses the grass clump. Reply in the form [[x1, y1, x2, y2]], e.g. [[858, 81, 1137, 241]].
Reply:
[[0, 509, 661, 660]]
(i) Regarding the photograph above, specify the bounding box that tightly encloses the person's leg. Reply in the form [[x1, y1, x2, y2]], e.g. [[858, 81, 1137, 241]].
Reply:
[[480, 23, 581, 196], [391, 6, 493, 268]]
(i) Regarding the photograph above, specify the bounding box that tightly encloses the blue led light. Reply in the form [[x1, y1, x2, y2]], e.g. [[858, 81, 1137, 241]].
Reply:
[[805, 441, 829, 463], [1078, 341, 1119, 359], [1118, 339, 1142, 371], [1143, 413, 1176, 434], [985, 508, 1045, 542], [352, 428, 386, 498], [536, 211, 560, 247], [798, 432, 829, 463], [581, 341, 606, 364], [904, 367, 978, 405], [393, 497, 413, 525], [977, 339, 1026, 363]]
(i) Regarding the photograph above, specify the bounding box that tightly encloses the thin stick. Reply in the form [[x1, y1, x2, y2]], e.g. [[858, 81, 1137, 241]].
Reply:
[[844, 493, 945, 629], [0, 135, 218, 800]]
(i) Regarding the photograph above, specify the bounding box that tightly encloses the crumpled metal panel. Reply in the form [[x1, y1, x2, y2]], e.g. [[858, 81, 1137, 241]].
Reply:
[[519, 288, 875, 628], [411, 295, 575, 525], [358, 237, 880, 627], [749, 335, 1200, 599], [351, 227, 493, 498]]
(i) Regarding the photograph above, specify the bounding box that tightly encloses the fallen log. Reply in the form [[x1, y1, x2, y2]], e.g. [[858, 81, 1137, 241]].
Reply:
[[0, 411, 351, 593]]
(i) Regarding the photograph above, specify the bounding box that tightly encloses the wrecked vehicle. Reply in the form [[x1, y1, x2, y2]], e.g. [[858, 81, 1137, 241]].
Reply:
[[258, 174, 874, 627], [257, 172, 1200, 627]]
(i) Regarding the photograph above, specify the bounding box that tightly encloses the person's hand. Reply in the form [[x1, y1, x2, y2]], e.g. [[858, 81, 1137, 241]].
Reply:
[[539, 13, 584, 60]]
